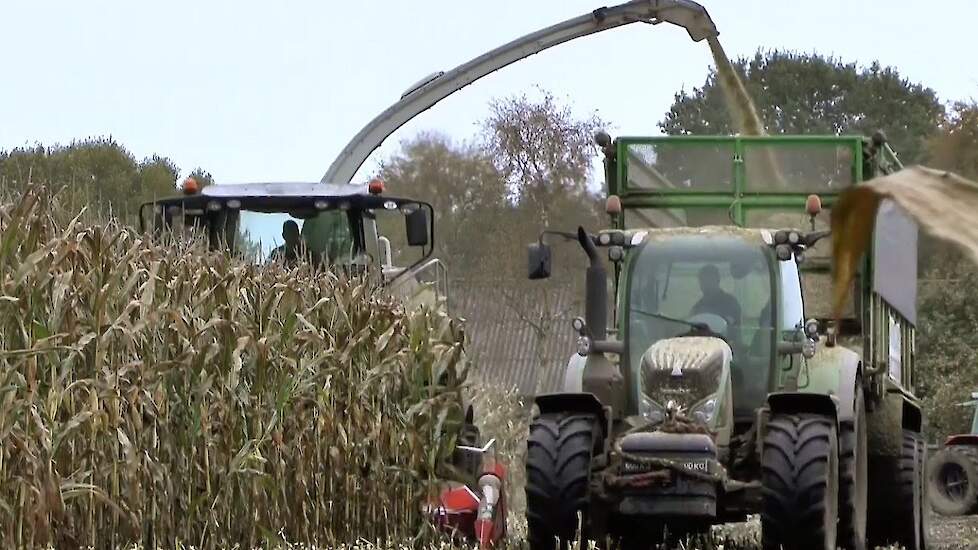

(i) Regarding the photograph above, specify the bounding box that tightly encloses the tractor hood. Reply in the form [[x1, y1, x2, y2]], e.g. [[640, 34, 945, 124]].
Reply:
[[640, 336, 731, 415]]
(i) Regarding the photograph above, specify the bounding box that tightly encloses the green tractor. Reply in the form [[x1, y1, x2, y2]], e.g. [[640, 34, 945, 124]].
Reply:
[[525, 133, 927, 549], [927, 392, 978, 516]]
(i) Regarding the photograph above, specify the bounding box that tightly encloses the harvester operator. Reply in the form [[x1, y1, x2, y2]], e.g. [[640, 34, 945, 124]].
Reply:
[[270, 220, 304, 265]]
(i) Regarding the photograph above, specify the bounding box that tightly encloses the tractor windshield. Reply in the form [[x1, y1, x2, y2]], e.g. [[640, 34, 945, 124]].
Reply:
[[626, 234, 774, 419]]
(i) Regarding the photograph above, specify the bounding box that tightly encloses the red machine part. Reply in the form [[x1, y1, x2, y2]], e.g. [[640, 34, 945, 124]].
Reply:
[[432, 461, 507, 548], [945, 434, 978, 447]]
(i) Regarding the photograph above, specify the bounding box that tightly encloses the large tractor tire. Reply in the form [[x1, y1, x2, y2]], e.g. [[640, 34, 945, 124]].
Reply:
[[927, 446, 978, 516], [525, 413, 599, 550], [869, 430, 926, 549], [895, 430, 925, 549], [760, 413, 839, 550], [838, 386, 868, 550]]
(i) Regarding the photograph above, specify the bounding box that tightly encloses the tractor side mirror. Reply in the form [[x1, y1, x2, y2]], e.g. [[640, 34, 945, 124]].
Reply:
[[528, 242, 552, 280], [405, 208, 429, 247]]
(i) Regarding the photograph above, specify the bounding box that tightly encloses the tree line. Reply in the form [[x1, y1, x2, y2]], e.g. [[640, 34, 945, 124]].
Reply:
[[0, 136, 212, 222]]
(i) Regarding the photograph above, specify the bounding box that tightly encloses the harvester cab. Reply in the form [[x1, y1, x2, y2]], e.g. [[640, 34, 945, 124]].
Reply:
[[525, 133, 928, 550], [137, 178, 449, 309]]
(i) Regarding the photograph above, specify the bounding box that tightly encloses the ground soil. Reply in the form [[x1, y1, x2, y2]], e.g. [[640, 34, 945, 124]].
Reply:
[[929, 513, 978, 549], [707, 512, 978, 549]]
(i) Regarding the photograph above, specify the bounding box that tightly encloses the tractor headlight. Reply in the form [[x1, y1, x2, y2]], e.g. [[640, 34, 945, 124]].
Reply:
[[640, 394, 665, 424], [576, 336, 591, 356], [691, 395, 718, 424]]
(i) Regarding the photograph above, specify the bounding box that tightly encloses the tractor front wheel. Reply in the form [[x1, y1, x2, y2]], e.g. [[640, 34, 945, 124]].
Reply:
[[760, 413, 839, 550], [525, 413, 599, 550]]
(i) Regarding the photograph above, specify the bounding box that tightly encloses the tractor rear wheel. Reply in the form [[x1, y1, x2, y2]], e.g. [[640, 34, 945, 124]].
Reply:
[[894, 430, 924, 549], [869, 430, 925, 549], [760, 413, 839, 550], [838, 386, 868, 550], [525, 413, 599, 550], [927, 446, 978, 516], [920, 440, 931, 549]]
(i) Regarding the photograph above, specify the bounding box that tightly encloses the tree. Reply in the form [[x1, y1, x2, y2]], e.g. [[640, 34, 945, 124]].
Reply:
[[0, 137, 195, 223], [927, 101, 978, 178], [482, 88, 608, 225], [376, 132, 508, 277], [660, 50, 945, 163], [917, 255, 978, 439], [378, 91, 611, 281], [187, 167, 215, 189]]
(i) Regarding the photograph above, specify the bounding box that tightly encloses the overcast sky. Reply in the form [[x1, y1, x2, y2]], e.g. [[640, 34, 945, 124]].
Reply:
[[2, 1, 975, 186]]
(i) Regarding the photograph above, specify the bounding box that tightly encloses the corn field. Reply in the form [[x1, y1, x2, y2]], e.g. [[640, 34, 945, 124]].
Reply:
[[0, 185, 470, 548]]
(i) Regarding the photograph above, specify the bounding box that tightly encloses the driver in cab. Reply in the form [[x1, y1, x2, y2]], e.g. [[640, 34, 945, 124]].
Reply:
[[270, 220, 307, 266], [690, 264, 741, 330]]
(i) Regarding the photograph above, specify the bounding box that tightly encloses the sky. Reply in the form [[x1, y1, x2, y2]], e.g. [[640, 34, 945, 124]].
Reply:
[[2, 0, 975, 187]]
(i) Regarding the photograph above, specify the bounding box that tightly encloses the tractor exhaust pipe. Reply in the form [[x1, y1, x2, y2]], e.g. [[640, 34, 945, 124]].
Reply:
[[578, 226, 608, 342]]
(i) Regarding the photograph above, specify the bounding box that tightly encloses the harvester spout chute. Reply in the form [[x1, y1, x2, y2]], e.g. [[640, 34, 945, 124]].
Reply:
[[648, 0, 718, 41], [322, 0, 719, 185]]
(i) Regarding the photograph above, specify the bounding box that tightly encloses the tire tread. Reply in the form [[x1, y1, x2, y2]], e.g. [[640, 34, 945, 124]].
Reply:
[[761, 413, 838, 550]]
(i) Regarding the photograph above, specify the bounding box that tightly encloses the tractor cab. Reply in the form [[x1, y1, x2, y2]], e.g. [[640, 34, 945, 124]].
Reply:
[[623, 227, 809, 427], [138, 179, 448, 307]]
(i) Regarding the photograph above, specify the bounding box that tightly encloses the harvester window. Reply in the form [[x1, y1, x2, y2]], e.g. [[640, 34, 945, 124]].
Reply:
[[300, 210, 355, 264], [233, 209, 354, 265]]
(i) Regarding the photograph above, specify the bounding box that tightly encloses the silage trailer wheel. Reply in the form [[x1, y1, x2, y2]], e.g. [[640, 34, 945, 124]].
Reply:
[[927, 445, 978, 516]]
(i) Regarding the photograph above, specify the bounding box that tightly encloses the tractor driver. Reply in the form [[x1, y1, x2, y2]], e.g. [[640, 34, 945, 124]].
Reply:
[[690, 264, 742, 330]]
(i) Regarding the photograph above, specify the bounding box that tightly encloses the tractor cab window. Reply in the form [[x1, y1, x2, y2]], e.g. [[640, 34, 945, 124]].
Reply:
[[627, 234, 774, 419], [779, 257, 804, 330]]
